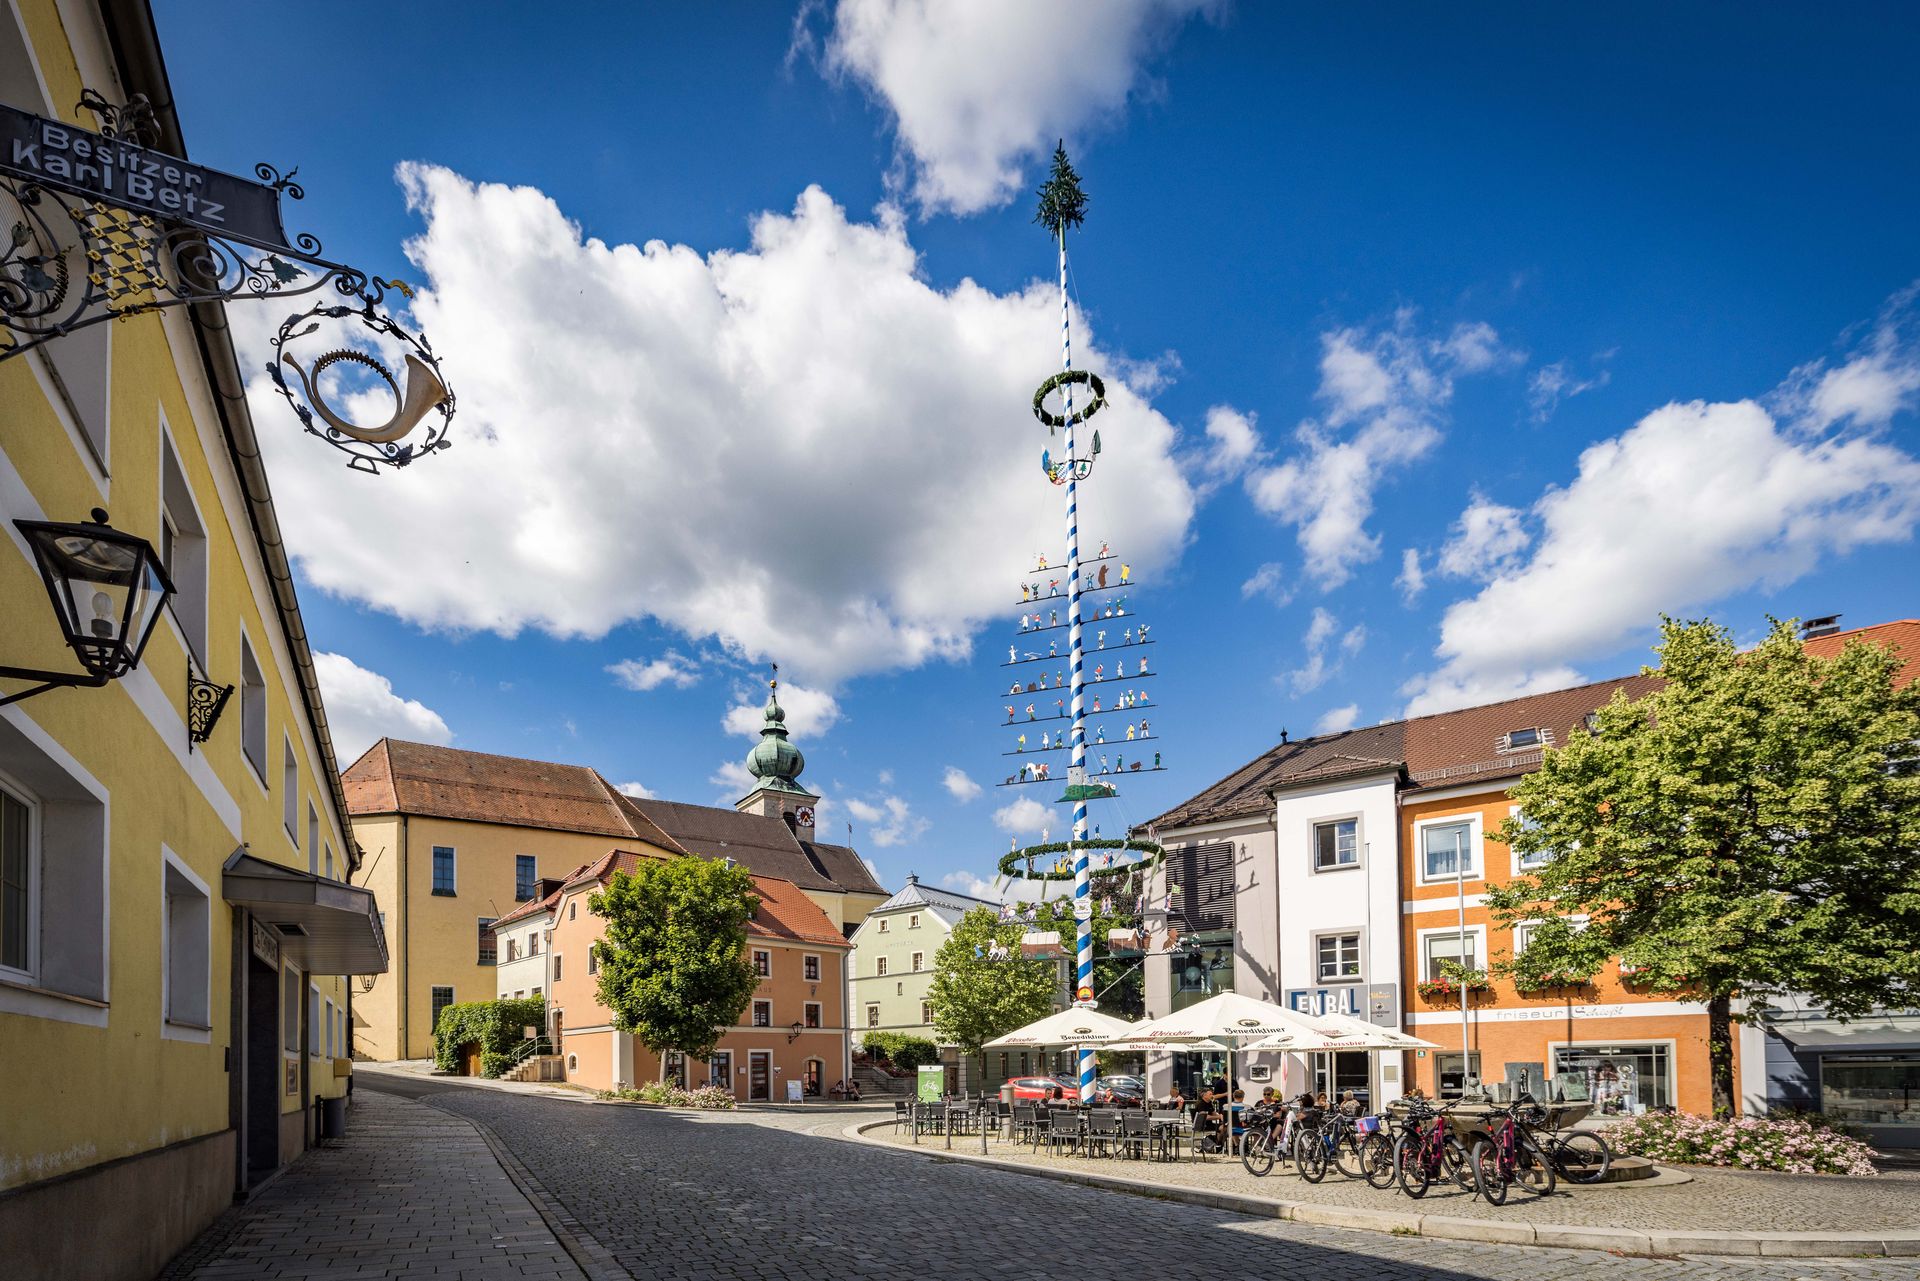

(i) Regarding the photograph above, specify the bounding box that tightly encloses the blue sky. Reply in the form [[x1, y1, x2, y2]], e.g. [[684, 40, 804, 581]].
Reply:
[[158, 1, 1920, 896]]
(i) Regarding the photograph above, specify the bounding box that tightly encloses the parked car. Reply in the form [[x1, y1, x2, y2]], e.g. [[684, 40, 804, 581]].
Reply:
[[1006, 1076, 1070, 1102], [1093, 1075, 1146, 1107]]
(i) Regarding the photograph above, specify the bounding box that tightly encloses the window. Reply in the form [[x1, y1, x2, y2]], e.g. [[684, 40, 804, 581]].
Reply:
[[753, 1000, 771, 1027], [1554, 1044, 1674, 1115], [1510, 807, 1553, 871], [505, 937, 518, 963], [1501, 727, 1543, 751], [866, 1003, 880, 1028], [553, 954, 563, 982], [1422, 930, 1480, 980], [430, 985, 455, 1033], [528, 929, 540, 955], [162, 855, 210, 1030], [308, 982, 321, 1056], [323, 843, 334, 881], [1511, 920, 1539, 957], [1313, 818, 1359, 870], [0, 782, 32, 976], [239, 633, 266, 779], [753, 949, 771, 978], [804, 1001, 821, 1028], [1315, 932, 1362, 982], [477, 918, 496, 965], [910, 951, 923, 972], [282, 967, 300, 1053], [875, 956, 887, 976], [158, 428, 208, 665], [895, 981, 903, 996], [1436, 1052, 1482, 1100], [432, 846, 456, 896], [531, 987, 541, 998], [306, 803, 319, 875], [803, 954, 820, 982], [587, 944, 598, 976], [515, 854, 537, 902], [569, 901, 576, 921], [878, 918, 889, 932], [921, 1001, 934, 1024], [1420, 819, 1478, 882], [908, 914, 920, 929], [282, 739, 298, 842]]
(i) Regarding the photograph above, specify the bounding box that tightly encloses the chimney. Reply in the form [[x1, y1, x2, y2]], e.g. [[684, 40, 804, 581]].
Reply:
[[1800, 615, 1843, 640]]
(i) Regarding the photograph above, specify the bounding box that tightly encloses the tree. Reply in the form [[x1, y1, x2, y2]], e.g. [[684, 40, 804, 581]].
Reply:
[[929, 907, 1057, 1078], [590, 856, 761, 1063], [1487, 617, 1920, 1115]]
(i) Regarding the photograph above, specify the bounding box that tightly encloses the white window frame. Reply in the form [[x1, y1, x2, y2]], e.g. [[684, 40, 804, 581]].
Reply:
[[878, 918, 889, 932], [752, 998, 772, 1028], [910, 950, 924, 972], [1310, 814, 1362, 872], [238, 629, 268, 787], [1414, 812, 1484, 886], [156, 418, 210, 668], [866, 1003, 880, 1028], [1511, 914, 1588, 960], [875, 956, 887, 976], [1415, 923, 1488, 981], [0, 723, 110, 1025], [160, 846, 212, 1041], [1312, 928, 1364, 984], [803, 1000, 822, 1028], [306, 801, 319, 875], [1509, 804, 1554, 873], [802, 953, 820, 982], [752, 948, 771, 978], [282, 736, 299, 847], [324, 842, 334, 881], [0, 768, 41, 986], [908, 914, 920, 929]]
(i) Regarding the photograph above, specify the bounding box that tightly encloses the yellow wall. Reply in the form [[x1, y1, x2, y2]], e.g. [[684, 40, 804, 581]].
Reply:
[[0, 0, 354, 1191]]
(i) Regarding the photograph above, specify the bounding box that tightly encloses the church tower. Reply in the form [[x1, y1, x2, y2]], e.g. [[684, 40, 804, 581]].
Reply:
[[735, 667, 819, 839]]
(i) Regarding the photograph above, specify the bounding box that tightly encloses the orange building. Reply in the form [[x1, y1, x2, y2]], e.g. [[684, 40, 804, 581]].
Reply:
[[548, 850, 852, 1100]]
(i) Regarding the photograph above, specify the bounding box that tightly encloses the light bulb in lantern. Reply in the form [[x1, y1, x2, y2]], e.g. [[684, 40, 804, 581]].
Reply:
[[90, 590, 114, 638]]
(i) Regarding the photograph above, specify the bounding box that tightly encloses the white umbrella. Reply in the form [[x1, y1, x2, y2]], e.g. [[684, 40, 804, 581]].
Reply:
[[983, 1006, 1137, 1049], [1125, 991, 1331, 1042], [1295, 1008, 1440, 1050], [1103, 1036, 1230, 1053]]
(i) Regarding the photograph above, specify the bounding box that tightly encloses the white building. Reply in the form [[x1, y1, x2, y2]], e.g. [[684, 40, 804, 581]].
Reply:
[[492, 878, 562, 1001]]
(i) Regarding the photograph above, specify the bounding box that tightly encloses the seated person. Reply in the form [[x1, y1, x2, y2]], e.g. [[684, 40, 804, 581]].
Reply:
[[1162, 1083, 1187, 1112], [1191, 1089, 1225, 1149], [1338, 1089, 1363, 1118], [1228, 1088, 1249, 1140]]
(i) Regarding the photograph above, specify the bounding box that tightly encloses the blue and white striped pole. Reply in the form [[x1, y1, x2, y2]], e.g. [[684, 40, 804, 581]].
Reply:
[[1057, 226, 1097, 1105]]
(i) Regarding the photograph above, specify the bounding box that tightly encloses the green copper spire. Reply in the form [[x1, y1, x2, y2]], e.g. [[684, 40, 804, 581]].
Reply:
[[745, 665, 809, 795]]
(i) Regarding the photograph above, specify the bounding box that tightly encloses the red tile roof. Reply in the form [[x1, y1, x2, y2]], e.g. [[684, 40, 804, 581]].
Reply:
[[561, 851, 847, 949]]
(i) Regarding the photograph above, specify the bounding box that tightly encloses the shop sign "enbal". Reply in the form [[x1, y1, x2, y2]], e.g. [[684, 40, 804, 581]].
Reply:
[[0, 102, 300, 256]]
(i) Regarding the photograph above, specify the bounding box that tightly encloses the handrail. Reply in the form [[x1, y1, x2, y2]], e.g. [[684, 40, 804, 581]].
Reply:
[[503, 1036, 552, 1070]]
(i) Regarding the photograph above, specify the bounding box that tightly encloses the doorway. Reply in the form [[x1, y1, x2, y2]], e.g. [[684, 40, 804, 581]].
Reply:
[[244, 949, 281, 1184], [749, 1052, 771, 1101]]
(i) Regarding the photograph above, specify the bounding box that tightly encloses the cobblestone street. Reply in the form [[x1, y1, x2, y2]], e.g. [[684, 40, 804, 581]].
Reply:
[[272, 1078, 1910, 1281]]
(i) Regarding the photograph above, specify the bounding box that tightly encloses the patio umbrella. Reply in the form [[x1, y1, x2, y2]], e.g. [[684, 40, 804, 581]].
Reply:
[[983, 1006, 1137, 1049], [1292, 1008, 1440, 1050], [1102, 1036, 1230, 1053]]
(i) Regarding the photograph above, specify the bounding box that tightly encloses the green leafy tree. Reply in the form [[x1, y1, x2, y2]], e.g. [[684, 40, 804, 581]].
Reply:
[[1029, 891, 1143, 1017], [929, 907, 1057, 1078], [1488, 617, 1920, 1114], [590, 856, 761, 1062]]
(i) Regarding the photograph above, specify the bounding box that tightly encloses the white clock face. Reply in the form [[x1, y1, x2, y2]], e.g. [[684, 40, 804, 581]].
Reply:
[[796, 806, 815, 826]]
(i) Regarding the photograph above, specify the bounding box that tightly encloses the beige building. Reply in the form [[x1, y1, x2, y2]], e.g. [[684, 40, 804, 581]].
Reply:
[[848, 875, 990, 1043]]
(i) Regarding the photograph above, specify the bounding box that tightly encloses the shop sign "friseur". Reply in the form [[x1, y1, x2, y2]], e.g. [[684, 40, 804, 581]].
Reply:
[[0, 103, 301, 256]]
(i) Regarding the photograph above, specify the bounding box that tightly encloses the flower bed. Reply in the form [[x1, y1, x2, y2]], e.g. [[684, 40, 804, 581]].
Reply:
[[1606, 1111, 1879, 1176], [598, 1082, 736, 1110]]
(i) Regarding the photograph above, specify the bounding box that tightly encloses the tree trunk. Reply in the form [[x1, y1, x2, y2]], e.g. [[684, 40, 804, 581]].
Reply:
[[1707, 992, 1736, 1118]]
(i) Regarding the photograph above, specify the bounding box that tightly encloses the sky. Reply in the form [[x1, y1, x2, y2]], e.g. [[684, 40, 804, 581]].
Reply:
[[157, 1, 1920, 900]]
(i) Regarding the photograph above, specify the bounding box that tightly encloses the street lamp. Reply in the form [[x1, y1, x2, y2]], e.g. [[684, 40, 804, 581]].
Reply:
[[2, 508, 172, 707], [788, 1020, 804, 1043]]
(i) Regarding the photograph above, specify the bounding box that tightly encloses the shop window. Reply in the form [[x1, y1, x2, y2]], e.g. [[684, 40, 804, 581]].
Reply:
[[162, 854, 210, 1030], [1313, 818, 1358, 870], [239, 634, 266, 779], [753, 1000, 771, 1028], [1436, 1052, 1481, 1099], [432, 846, 456, 895], [1822, 1057, 1920, 1136], [1553, 1044, 1672, 1115]]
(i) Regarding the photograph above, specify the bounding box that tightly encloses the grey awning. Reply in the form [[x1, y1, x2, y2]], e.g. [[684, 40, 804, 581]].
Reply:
[[223, 849, 389, 976], [1775, 1025, 1920, 1052]]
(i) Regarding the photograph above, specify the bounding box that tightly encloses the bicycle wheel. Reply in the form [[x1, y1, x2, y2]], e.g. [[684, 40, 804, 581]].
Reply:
[[1554, 1131, 1611, 1184], [1295, 1131, 1329, 1183], [1241, 1128, 1275, 1177], [1360, 1133, 1397, 1189], [1333, 1131, 1366, 1180], [1394, 1134, 1431, 1199], [1471, 1139, 1508, 1206], [1515, 1133, 1557, 1197], [1444, 1135, 1475, 1189]]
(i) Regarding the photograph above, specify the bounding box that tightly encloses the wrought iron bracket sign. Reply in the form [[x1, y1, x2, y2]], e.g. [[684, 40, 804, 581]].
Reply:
[[187, 672, 233, 750], [0, 92, 453, 471]]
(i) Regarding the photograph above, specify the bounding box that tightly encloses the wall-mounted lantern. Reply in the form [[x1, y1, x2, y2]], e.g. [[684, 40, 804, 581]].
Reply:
[[2, 508, 172, 707], [788, 1020, 805, 1043]]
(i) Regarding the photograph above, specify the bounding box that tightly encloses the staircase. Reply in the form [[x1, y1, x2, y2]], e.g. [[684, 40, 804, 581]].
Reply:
[[855, 1064, 911, 1098], [502, 1054, 565, 1083]]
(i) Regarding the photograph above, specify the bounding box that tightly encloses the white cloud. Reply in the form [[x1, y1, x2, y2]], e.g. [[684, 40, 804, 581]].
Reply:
[[1528, 357, 1611, 423], [606, 650, 700, 691], [1405, 397, 1920, 716], [709, 760, 757, 799], [1776, 285, 1920, 431], [1193, 404, 1262, 493], [1312, 703, 1360, 735], [1246, 313, 1511, 588], [942, 766, 983, 802], [1395, 548, 1426, 604], [723, 682, 842, 739], [1239, 561, 1291, 607], [992, 795, 1053, 836], [1287, 608, 1338, 694], [815, 0, 1219, 215], [1435, 494, 1531, 580], [248, 171, 1195, 685], [939, 869, 1049, 905], [313, 652, 452, 765], [847, 792, 929, 847], [1340, 624, 1368, 656], [845, 798, 883, 823], [613, 780, 656, 800]]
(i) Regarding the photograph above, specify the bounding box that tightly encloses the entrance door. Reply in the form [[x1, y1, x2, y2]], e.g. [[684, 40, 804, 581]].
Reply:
[[749, 1052, 771, 1101], [707, 1051, 733, 1092], [244, 949, 281, 1183]]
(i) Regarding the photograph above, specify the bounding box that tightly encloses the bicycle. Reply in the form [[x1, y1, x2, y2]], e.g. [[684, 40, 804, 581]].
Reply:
[[1471, 1099, 1557, 1206], [1293, 1107, 1371, 1183], [1516, 1098, 1612, 1185], [1391, 1098, 1474, 1199], [1238, 1104, 1285, 1177]]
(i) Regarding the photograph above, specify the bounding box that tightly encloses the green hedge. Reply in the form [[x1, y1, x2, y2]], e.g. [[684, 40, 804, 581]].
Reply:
[[859, 1031, 940, 1070], [432, 997, 547, 1076]]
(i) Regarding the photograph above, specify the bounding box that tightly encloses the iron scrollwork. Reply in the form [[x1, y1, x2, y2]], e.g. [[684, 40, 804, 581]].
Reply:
[[187, 673, 234, 749]]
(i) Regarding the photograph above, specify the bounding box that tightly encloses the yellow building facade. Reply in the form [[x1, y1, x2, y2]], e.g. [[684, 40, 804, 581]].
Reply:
[[0, 5, 385, 1277]]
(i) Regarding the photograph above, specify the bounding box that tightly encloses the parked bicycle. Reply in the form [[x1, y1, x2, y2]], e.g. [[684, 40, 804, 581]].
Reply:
[[1390, 1097, 1474, 1198], [1471, 1098, 1557, 1205], [1293, 1106, 1376, 1183], [1515, 1096, 1612, 1185], [1238, 1103, 1286, 1176]]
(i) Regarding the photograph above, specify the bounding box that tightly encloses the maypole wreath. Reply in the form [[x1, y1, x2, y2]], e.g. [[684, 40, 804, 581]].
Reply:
[[1032, 368, 1106, 433]]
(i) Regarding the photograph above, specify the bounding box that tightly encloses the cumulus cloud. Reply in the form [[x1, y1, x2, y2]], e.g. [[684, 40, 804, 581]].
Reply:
[[992, 795, 1053, 836], [613, 781, 656, 799], [1435, 494, 1531, 580], [313, 652, 452, 764], [939, 869, 1050, 905], [1395, 548, 1426, 605], [813, 0, 1219, 215], [1239, 561, 1290, 607], [1312, 703, 1360, 735], [1246, 312, 1514, 588], [846, 792, 929, 847], [723, 682, 842, 739], [247, 171, 1195, 687], [1286, 607, 1366, 695], [1775, 284, 1920, 431], [709, 759, 758, 799], [1190, 404, 1262, 495], [606, 650, 700, 691], [1405, 396, 1920, 716], [942, 766, 983, 802]]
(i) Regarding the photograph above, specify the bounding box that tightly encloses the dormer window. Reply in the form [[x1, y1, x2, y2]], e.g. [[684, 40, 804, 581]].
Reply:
[[1499, 727, 1550, 753], [1582, 712, 1601, 735]]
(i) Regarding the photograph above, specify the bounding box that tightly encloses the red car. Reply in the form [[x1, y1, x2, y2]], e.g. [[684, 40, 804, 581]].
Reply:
[[1006, 1075, 1082, 1102]]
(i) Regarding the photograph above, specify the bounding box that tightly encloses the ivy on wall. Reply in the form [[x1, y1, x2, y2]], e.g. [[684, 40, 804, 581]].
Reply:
[[432, 996, 547, 1077]]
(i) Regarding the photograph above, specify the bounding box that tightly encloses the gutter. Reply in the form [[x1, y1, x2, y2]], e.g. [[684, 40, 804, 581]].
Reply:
[[96, 0, 360, 871]]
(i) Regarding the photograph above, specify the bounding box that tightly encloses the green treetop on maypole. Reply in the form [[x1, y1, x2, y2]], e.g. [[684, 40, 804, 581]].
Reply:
[[1034, 141, 1089, 239]]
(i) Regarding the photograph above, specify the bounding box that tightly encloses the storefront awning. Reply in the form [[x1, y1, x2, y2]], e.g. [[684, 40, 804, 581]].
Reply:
[[1775, 1025, 1920, 1053], [223, 849, 389, 976]]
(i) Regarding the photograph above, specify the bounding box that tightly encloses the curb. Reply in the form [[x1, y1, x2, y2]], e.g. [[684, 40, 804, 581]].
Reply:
[[840, 1120, 1920, 1259]]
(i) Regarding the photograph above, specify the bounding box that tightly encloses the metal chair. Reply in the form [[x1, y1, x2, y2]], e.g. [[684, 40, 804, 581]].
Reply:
[[1044, 1107, 1082, 1158], [1012, 1104, 1038, 1146], [1120, 1109, 1151, 1160], [1086, 1109, 1122, 1158], [893, 1100, 909, 1135]]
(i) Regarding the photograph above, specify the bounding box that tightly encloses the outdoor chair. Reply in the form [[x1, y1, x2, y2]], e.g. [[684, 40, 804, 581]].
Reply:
[[916, 1103, 946, 1137], [1120, 1109, 1151, 1160], [892, 1100, 909, 1135], [1043, 1109, 1082, 1158], [1029, 1107, 1054, 1150], [1085, 1109, 1122, 1158], [1012, 1104, 1038, 1146]]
